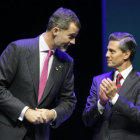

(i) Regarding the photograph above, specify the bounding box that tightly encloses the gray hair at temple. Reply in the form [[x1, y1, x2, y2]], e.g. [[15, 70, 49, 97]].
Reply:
[[47, 7, 81, 31], [109, 32, 137, 62]]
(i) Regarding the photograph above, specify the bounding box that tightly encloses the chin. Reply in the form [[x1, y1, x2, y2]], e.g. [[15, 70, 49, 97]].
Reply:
[[107, 64, 113, 68], [59, 46, 67, 52], [61, 48, 67, 52]]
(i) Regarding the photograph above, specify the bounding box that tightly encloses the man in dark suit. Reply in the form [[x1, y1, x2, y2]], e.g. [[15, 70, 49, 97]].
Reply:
[[83, 32, 140, 140], [0, 7, 81, 140]]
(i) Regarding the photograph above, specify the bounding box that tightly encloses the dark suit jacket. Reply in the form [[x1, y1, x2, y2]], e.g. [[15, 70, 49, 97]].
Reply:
[[82, 69, 140, 140], [0, 36, 77, 140]]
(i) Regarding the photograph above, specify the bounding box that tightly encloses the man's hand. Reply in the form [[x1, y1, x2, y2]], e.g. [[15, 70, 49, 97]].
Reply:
[[99, 84, 109, 106], [24, 108, 44, 124], [35, 108, 56, 124], [101, 78, 117, 100]]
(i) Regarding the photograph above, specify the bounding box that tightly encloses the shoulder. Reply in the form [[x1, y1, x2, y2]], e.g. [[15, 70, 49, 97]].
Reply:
[[55, 49, 73, 63], [136, 72, 140, 76], [1, 36, 39, 57], [10, 36, 39, 49], [91, 71, 114, 85], [130, 68, 140, 78], [94, 71, 113, 80]]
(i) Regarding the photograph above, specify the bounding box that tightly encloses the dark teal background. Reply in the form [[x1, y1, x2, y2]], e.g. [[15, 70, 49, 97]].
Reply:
[[103, 0, 140, 72]]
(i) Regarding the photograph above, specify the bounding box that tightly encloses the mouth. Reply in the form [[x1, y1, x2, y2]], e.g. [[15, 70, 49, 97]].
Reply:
[[107, 60, 111, 63]]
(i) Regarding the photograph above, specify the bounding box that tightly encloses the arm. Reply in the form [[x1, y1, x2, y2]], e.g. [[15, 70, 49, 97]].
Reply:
[[51, 59, 77, 128], [113, 90, 140, 123], [0, 42, 43, 124], [82, 77, 104, 127], [0, 43, 26, 122], [101, 78, 140, 124]]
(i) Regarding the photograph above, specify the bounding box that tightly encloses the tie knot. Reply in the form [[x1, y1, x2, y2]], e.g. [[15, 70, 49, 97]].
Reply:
[[117, 73, 123, 80], [48, 50, 53, 57]]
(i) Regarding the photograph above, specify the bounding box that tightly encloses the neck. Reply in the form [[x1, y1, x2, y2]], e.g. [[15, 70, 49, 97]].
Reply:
[[116, 61, 131, 72], [42, 32, 55, 50]]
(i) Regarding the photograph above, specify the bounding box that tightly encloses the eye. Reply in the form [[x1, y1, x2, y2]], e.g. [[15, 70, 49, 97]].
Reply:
[[68, 33, 77, 39], [109, 49, 115, 54], [110, 50, 114, 53], [69, 35, 75, 39]]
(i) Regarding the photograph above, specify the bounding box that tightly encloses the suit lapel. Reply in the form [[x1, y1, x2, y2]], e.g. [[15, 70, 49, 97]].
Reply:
[[27, 37, 40, 103], [38, 49, 64, 105], [118, 69, 138, 97]]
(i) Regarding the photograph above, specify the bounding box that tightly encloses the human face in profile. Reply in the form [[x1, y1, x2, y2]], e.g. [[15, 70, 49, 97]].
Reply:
[[106, 40, 128, 71], [54, 22, 79, 51]]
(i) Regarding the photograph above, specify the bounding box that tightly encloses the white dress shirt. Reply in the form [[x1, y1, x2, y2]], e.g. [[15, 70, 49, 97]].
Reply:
[[39, 35, 55, 78], [18, 34, 57, 121], [98, 65, 133, 114]]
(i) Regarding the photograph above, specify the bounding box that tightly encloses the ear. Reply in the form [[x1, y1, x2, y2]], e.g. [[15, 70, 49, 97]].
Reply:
[[124, 50, 131, 60], [52, 27, 60, 36]]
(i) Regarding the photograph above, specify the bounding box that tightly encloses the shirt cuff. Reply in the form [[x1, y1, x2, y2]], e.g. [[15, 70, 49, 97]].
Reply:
[[51, 109, 57, 121], [97, 100, 105, 114], [50, 109, 57, 126], [18, 106, 29, 121], [110, 93, 119, 105]]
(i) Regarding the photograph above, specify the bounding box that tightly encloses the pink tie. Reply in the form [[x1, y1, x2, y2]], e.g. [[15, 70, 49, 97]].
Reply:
[[38, 50, 53, 103]]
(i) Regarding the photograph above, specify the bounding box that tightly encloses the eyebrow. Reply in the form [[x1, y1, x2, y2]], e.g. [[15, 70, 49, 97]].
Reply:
[[108, 48, 115, 52], [69, 33, 78, 37]]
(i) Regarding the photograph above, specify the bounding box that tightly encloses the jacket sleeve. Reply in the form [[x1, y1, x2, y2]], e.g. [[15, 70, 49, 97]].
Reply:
[[0, 43, 26, 122], [52, 58, 77, 128], [112, 88, 140, 124], [82, 77, 103, 127]]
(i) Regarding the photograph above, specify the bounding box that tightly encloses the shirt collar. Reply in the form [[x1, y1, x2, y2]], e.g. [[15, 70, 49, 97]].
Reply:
[[39, 34, 55, 53], [114, 65, 133, 80]]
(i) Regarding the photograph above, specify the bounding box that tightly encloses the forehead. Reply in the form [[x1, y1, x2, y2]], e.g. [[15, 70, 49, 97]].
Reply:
[[107, 40, 121, 50], [65, 22, 79, 35]]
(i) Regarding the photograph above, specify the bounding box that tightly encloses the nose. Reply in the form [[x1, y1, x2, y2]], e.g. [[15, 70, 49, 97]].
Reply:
[[70, 38, 75, 45], [106, 50, 110, 58]]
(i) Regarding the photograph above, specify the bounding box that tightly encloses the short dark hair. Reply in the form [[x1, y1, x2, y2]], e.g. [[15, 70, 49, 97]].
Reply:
[[47, 7, 81, 31], [109, 32, 137, 62]]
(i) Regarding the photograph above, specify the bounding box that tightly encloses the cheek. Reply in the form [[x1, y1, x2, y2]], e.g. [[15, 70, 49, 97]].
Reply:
[[63, 36, 69, 42], [60, 34, 69, 41], [114, 55, 124, 63], [55, 35, 63, 44]]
